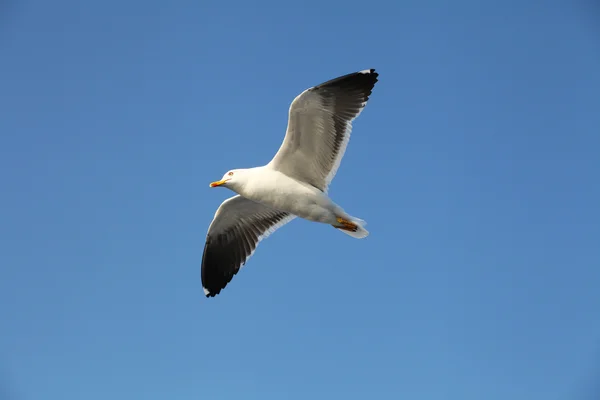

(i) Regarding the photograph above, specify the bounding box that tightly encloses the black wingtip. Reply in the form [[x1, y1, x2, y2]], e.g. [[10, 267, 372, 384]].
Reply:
[[313, 68, 380, 93], [363, 68, 379, 81], [366, 69, 379, 84], [360, 68, 378, 77]]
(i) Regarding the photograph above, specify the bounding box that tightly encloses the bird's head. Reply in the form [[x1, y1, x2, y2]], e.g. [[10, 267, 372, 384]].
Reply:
[[209, 169, 244, 190]]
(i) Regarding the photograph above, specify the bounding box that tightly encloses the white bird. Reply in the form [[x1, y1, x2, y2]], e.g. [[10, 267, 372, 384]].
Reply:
[[202, 69, 379, 297]]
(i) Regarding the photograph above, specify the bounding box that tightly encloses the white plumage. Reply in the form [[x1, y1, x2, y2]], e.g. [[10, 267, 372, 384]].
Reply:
[[201, 69, 379, 297]]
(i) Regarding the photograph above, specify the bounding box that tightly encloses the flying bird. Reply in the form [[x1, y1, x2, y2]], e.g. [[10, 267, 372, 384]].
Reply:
[[202, 69, 379, 297]]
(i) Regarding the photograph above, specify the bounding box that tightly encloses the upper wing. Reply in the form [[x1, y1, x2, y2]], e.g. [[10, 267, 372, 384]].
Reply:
[[267, 69, 379, 192], [201, 195, 296, 297]]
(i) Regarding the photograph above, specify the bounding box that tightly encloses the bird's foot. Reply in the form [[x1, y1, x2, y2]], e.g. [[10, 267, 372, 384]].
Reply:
[[334, 217, 358, 232]]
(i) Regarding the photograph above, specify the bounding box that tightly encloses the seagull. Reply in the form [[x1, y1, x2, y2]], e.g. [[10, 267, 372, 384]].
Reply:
[[201, 69, 379, 297]]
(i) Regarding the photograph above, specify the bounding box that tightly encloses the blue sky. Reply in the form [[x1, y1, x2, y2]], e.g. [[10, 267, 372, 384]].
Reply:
[[1, 0, 599, 399]]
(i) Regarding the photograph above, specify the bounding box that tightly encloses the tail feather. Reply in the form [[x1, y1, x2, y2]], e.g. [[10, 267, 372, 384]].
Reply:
[[334, 216, 369, 239]]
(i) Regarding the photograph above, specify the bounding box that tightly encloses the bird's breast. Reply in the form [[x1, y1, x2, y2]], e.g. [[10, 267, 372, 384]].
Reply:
[[240, 171, 329, 218]]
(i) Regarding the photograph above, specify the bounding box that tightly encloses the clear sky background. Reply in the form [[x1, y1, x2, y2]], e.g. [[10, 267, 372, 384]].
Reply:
[[1, 0, 599, 399]]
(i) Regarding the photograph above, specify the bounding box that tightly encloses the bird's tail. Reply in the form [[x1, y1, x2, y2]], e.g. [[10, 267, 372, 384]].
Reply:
[[333, 215, 369, 239]]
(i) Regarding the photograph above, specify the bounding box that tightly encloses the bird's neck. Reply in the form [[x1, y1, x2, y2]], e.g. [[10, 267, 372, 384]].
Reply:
[[231, 166, 271, 200]]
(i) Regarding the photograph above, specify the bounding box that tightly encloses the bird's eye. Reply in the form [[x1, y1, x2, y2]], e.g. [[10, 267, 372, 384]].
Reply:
[[228, 172, 234, 176]]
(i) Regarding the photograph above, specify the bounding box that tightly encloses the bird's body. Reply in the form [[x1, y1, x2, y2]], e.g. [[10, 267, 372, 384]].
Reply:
[[222, 166, 353, 226], [201, 68, 379, 297]]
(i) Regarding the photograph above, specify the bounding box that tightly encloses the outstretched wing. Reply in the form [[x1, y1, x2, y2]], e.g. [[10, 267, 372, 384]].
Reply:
[[201, 195, 296, 297], [268, 69, 379, 192]]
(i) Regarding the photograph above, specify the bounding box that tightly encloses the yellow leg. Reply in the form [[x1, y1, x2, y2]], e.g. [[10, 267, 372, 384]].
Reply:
[[335, 217, 358, 232]]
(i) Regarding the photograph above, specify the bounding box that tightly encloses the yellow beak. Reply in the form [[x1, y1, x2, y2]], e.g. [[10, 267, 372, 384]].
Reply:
[[209, 179, 228, 188]]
